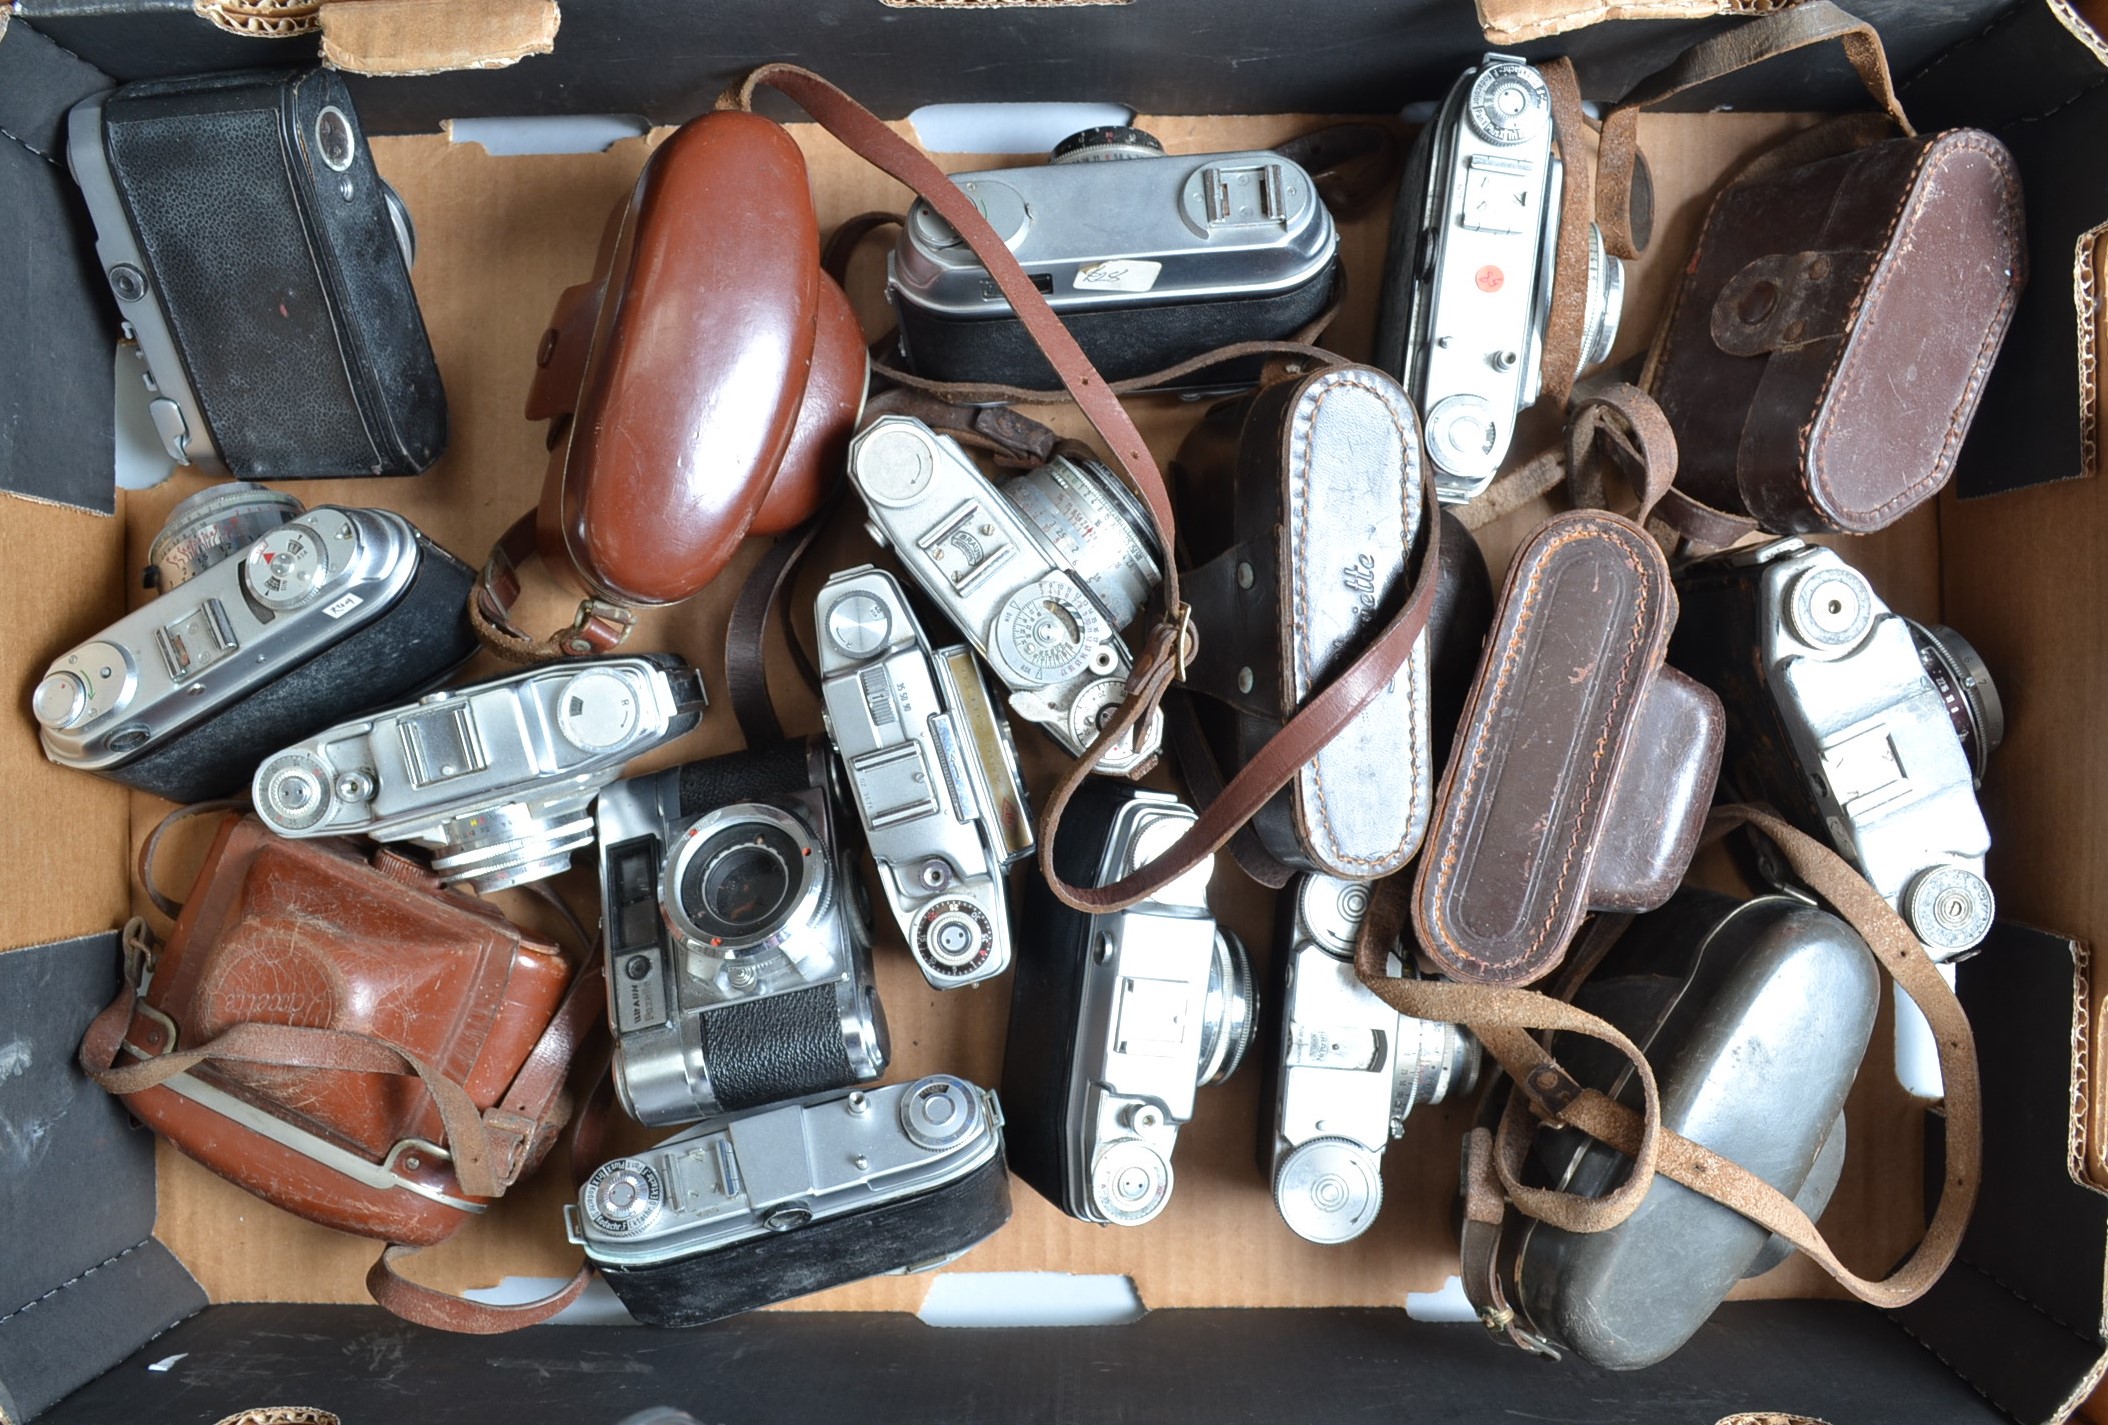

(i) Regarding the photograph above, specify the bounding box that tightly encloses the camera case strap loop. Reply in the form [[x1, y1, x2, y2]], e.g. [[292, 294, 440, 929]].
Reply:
[[1356, 804, 1982, 1344]]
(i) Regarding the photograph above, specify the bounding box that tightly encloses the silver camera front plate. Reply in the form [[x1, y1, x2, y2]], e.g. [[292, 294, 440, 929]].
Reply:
[[849, 415, 1163, 775], [817, 567, 1033, 988]]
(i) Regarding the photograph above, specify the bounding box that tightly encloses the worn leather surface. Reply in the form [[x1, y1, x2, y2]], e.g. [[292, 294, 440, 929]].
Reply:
[[101, 68, 445, 478], [697, 983, 860, 1113], [119, 817, 570, 1243], [1649, 130, 2025, 535], [603, 1147, 1013, 1327], [1174, 365, 1432, 880], [530, 110, 859, 606], [1414, 510, 1721, 986]]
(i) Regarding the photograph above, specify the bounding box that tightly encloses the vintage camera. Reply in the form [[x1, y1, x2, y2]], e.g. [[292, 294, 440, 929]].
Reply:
[[597, 741, 890, 1127], [251, 655, 707, 893], [815, 567, 1034, 988], [1267, 875, 1479, 1245], [1671, 539, 2001, 957], [33, 484, 478, 803], [1672, 540, 2001, 1096], [848, 415, 1166, 776], [68, 69, 445, 479], [889, 126, 1340, 390], [569, 1075, 1011, 1328], [1373, 54, 1626, 502], [1002, 785, 1256, 1226]]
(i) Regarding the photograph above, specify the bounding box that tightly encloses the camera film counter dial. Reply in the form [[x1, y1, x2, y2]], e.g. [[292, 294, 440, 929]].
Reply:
[[1466, 62, 1549, 146]]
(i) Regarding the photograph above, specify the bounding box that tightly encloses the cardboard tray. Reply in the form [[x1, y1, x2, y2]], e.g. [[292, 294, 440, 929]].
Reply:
[[1, 2, 2106, 1421]]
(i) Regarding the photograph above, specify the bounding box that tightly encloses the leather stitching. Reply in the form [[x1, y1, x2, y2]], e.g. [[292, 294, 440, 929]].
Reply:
[[1803, 134, 2026, 525], [1481, 0, 1787, 41], [2075, 223, 2105, 484], [1290, 368, 1428, 872], [0, 1240, 147, 1326], [1422, 516, 1661, 976]]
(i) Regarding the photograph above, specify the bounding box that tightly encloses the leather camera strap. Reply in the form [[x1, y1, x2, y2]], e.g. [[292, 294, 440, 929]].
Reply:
[[1535, 57, 1595, 413], [1595, 0, 1914, 262], [1357, 805, 1981, 1349], [738, 65, 1458, 914], [724, 505, 833, 748], [471, 511, 638, 666]]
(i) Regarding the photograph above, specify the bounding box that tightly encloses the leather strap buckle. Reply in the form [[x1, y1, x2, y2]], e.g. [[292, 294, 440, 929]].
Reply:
[[121, 917, 158, 995], [560, 598, 636, 657], [1169, 603, 1196, 682]]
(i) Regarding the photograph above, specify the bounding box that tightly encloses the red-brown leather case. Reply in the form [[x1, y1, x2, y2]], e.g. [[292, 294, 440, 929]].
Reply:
[[116, 817, 572, 1245], [527, 111, 866, 607], [1647, 130, 2025, 538], [1413, 510, 1723, 986]]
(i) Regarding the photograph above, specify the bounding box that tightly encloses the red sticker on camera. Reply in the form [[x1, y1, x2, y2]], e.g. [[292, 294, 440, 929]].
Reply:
[[1475, 265, 1504, 293]]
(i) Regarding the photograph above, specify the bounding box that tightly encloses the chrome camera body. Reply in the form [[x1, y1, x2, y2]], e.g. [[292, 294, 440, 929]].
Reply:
[[848, 414, 1165, 776], [1003, 785, 1256, 1226], [889, 125, 1339, 390], [816, 566, 1034, 988], [596, 742, 890, 1128], [33, 484, 477, 803], [1267, 875, 1478, 1244], [252, 654, 706, 893], [1672, 538, 2002, 959], [1374, 53, 1625, 502], [569, 1075, 1011, 1328]]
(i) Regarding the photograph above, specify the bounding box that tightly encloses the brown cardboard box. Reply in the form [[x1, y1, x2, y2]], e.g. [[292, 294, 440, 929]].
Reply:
[[2, 4, 2104, 1421]]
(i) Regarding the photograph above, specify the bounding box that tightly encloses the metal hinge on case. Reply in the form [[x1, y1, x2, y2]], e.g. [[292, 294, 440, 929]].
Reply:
[[562, 597, 637, 656], [122, 916, 160, 996]]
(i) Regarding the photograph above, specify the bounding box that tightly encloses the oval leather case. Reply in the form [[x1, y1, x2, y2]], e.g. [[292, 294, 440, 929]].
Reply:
[[528, 110, 866, 606], [1414, 510, 1723, 986], [117, 816, 574, 1245], [1172, 364, 1433, 881]]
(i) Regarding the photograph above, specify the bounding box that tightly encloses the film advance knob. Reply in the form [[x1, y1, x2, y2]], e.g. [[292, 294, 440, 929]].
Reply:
[[583, 1159, 665, 1236], [825, 590, 894, 658], [1466, 65, 1547, 146], [32, 671, 90, 730], [1274, 1138, 1385, 1244], [900, 1075, 986, 1150]]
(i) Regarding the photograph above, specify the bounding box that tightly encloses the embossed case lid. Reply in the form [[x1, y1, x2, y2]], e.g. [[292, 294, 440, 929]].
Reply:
[[1172, 364, 1435, 880], [1413, 509, 1723, 986]]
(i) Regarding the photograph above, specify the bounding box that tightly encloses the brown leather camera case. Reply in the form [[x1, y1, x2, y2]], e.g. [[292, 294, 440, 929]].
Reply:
[[110, 817, 576, 1245], [1414, 510, 1723, 986], [1173, 364, 1433, 881], [525, 110, 866, 608], [1647, 129, 2025, 538]]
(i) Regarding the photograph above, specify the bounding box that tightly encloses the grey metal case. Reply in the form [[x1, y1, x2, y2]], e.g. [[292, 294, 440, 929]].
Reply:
[[1505, 890, 1879, 1370]]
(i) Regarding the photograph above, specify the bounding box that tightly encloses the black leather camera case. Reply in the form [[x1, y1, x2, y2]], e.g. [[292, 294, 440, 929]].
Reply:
[[91, 68, 445, 478]]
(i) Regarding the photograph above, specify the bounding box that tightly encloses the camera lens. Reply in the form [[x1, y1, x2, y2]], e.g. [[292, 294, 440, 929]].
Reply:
[[1003, 452, 1164, 631], [1196, 929, 1258, 1088], [315, 106, 357, 172], [1906, 621, 2004, 785], [697, 839, 794, 929], [665, 805, 822, 953], [1577, 224, 1624, 373]]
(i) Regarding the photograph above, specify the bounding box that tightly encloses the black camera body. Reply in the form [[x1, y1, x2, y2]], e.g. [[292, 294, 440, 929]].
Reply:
[[597, 740, 890, 1127], [68, 67, 446, 479], [32, 488, 477, 803]]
